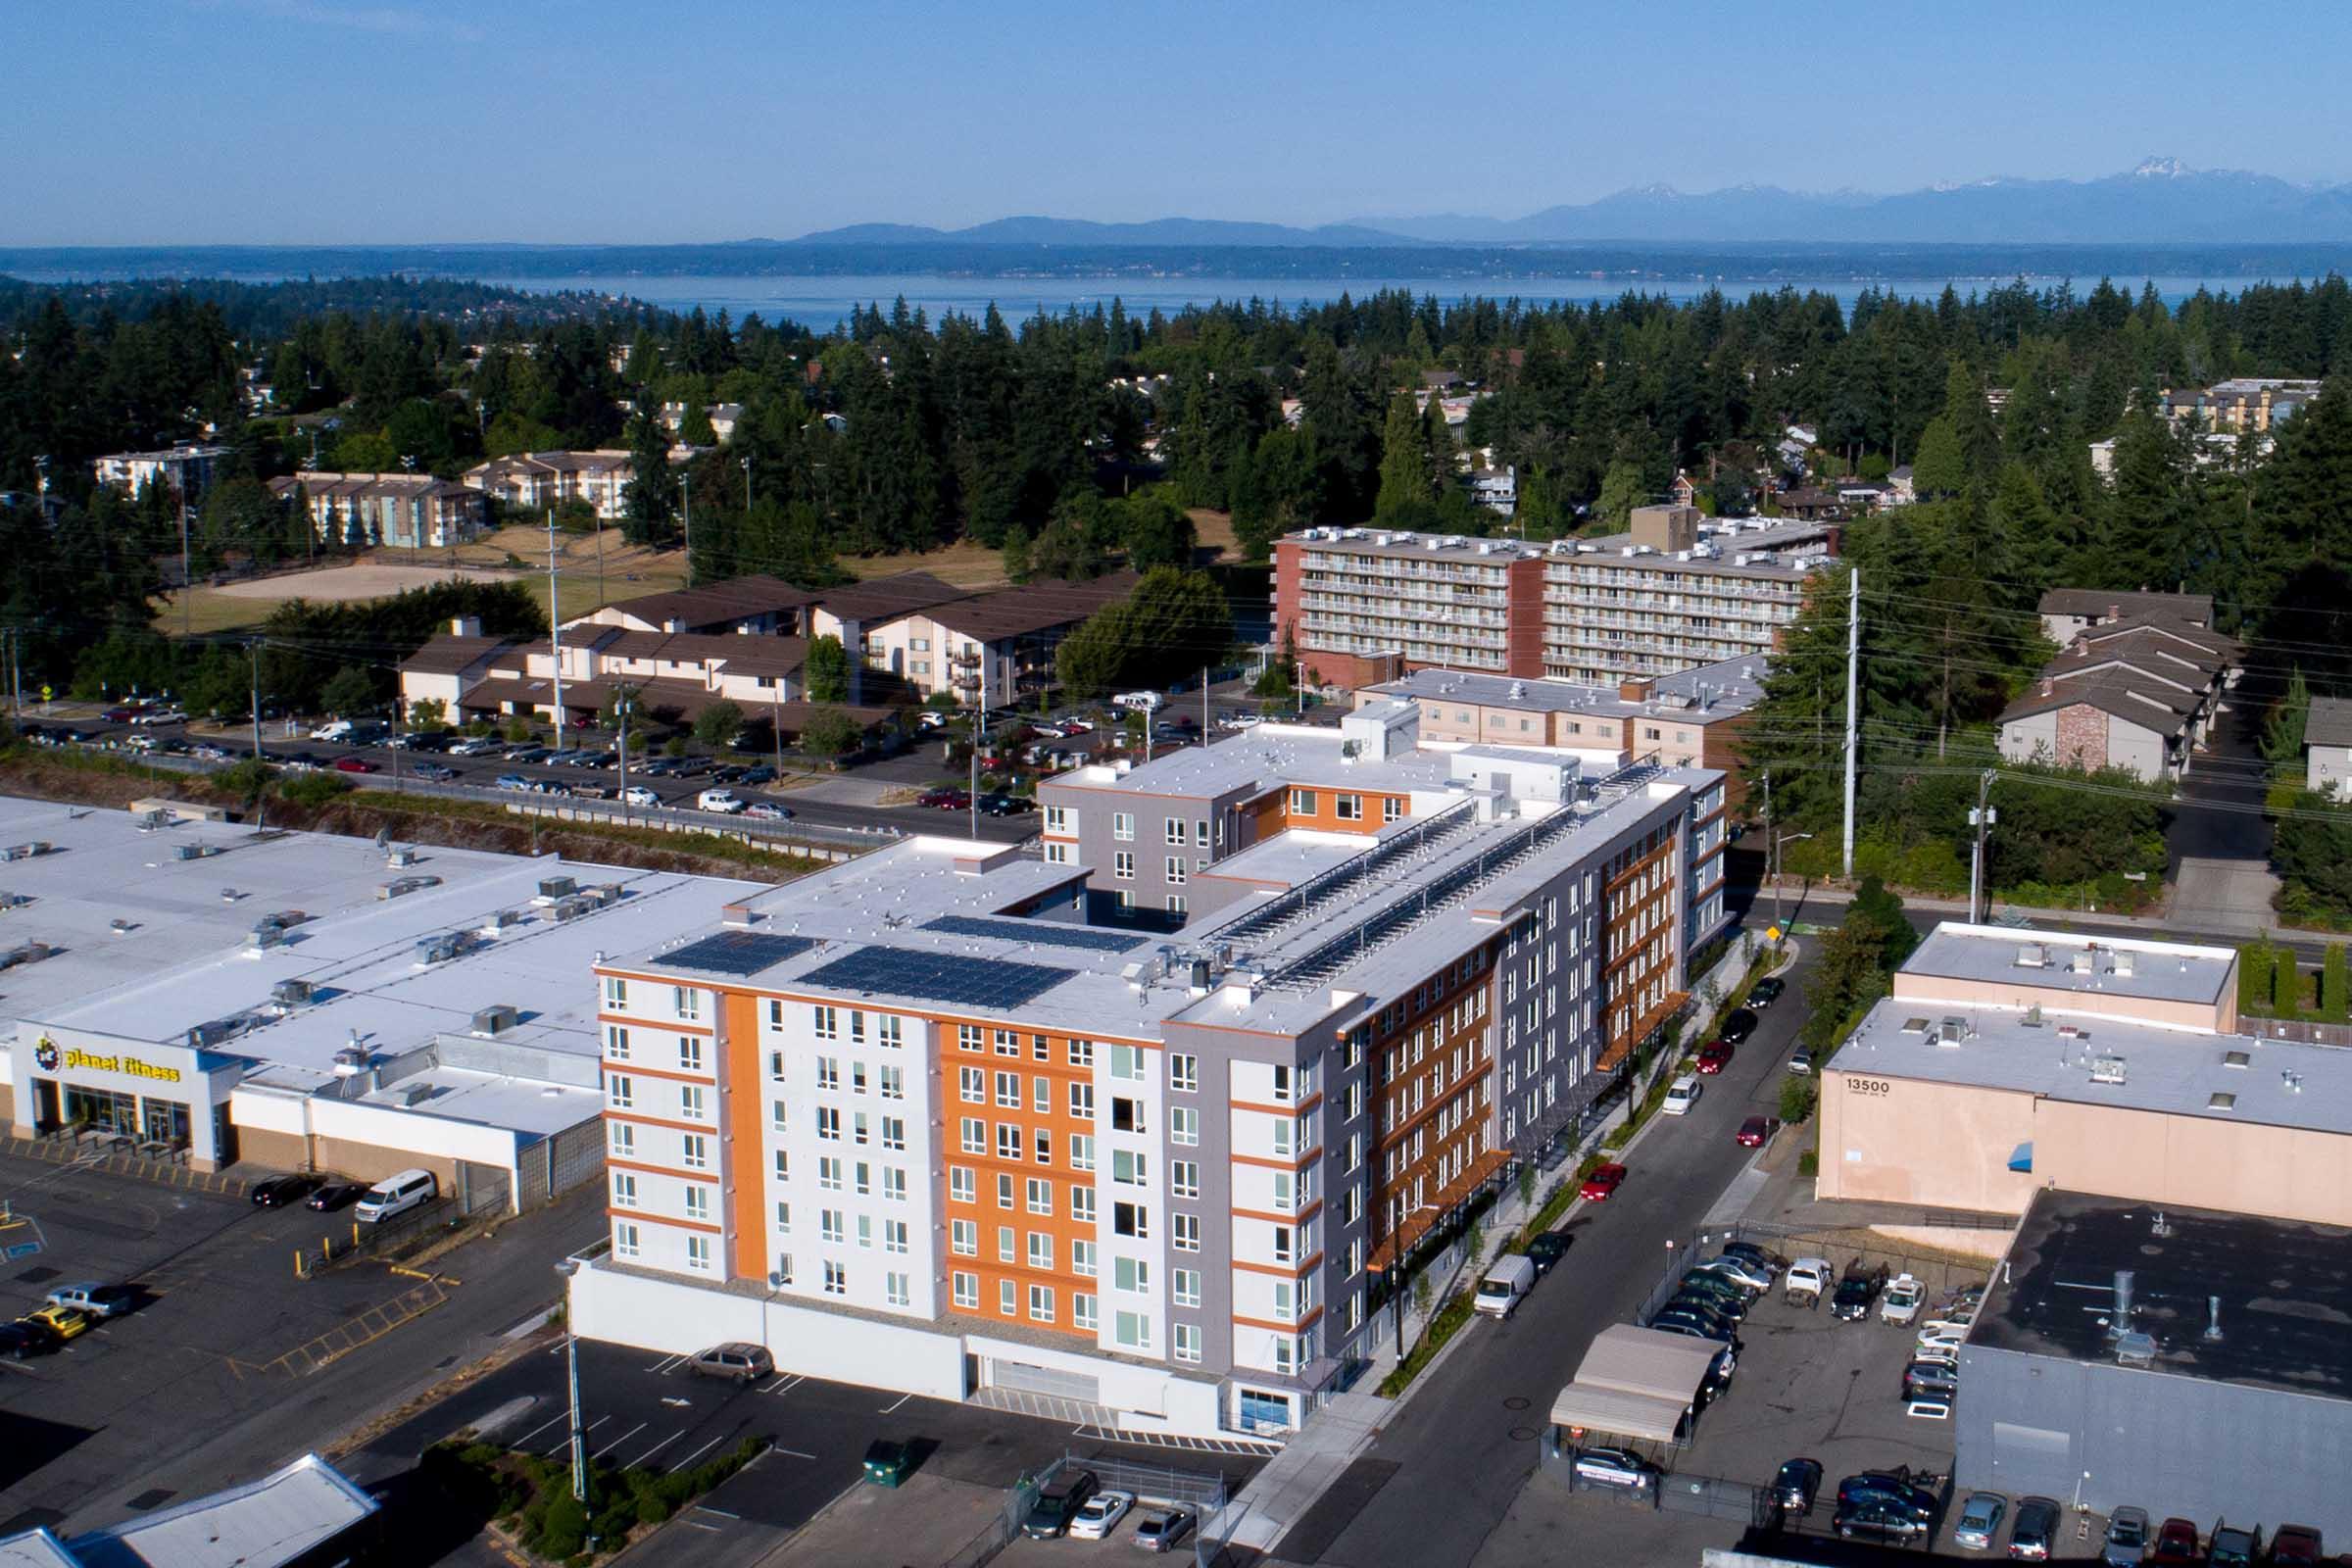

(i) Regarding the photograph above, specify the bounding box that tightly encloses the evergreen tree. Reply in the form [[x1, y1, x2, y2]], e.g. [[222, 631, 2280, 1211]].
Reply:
[[1374, 394, 1432, 520], [622, 403, 676, 547], [1000, 521, 1033, 584]]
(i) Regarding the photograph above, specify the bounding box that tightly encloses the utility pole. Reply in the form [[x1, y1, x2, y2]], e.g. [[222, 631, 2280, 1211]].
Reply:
[[1201, 666, 1209, 738], [679, 473, 694, 587], [1968, 769, 1996, 923], [248, 639, 267, 836], [968, 654, 985, 841], [179, 502, 193, 638], [742, 454, 753, 516], [566, 1336, 588, 1504], [548, 510, 566, 748], [1840, 565, 1859, 880], [1763, 768, 1773, 925], [615, 693, 632, 824], [771, 684, 785, 779]]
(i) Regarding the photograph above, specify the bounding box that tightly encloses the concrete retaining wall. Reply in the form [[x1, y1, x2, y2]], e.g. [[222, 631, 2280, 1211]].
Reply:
[[1866, 1222, 2018, 1261]]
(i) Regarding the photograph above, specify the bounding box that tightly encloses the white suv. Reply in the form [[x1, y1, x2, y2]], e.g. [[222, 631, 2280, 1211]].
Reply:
[[1662, 1075, 1701, 1115], [696, 789, 746, 814]]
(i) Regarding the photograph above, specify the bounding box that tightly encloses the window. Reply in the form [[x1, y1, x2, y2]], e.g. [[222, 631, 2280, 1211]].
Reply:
[[1111, 1098, 1146, 1134], [774, 1199, 791, 1232], [1109, 1044, 1145, 1082], [996, 1123, 1022, 1160], [1044, 842, 1071, 864], [604, 1024, 631, 1060], [603, 976, 627, 1007], [771, 1098, 789, 1133], [607, 1074, 634, 1110], [1272, 1224, 1294, 1263], [1272, 1170, 1296, 1213], [959, 1065, 984, 1102], [1069, 1133, 1096, 1172], [820, 1208, 845, 1243], [815, 1105, 840, 1141], [1068, 1082, 1095, 1120], [1171, 1160, 1200, 1199], [959, 1116, 984, 1153], [1044, 805, 1073, 835], [812, 1005, 838, 1040], [877, 1014, 903, 1049], [609, 1122, 634, 1158], [1114, 1201, 1149, 1239], [817, 1056, 841, 1092], [1169, 1054, 1198, 1092], [818, 1156, 843, 1192], [1027, 1178, 1054, 1215], [683, 1185, 710, 1221], [994, 1029, 1020, 1056], [995, 1071, 1020, 1107], [1068, 1038, 1095, 1068], [951, 1166, 976, 1203], [613, 1221, 640, 1258], [1112, 1149, 1149, 1187], [1170, 1106, 1199, 1146], [1114, 1310, 1152, 1349], [1032, 1075, 1050, 1112], [1162, 816, 1185, 846], [881, 1116, 906, 1152], [1335, 793, 1362, 821], [677, 1036, 702, 1071], [680, 1084, 707, 1121], [1383, 796, 1404, 824], [958, 1024, 983, 1052], [766, 999, 784, 1030], [1174, 1267, 1201, 1307], [952, 1218, 977, 1255], [673, 986, 701, 1021], [1174, 1324, 1202, 1364], [854, 1160, 871, 1195], [1112, 811, 1135, 841], [1033, 1034, 1050, 1061], [1195, 818, 1209, 847], [1000, 1280, 1016, 1316], [998, 1173, 1014, 1208], [611, 1171, 637, 1207], [823, 1261, 847, 1297], [1028, 1232, 1054, 1270], [887, 1271, 910, 1307], [1288, 788, 1318, 814], [856, 1214, 872, 1250], [954, 1272, 978, 1309], [1167, 894, 1186, 915], [768, 1049, 785, 1081], [1272, 1118, 1295, 1157], [884, 1217, 908, 1254], [1072, 1186, 1097, 1224], [686, 1234, 712, 1272], [680, 1133, 709, 1170], [1035, 1129, 1053, 1165], [1172, 1212, 1200, 1251], [1113, 851, 1134, 881], [851, 1062, 867, 1096], [1068, 1239, 1096, 1279], [849, 1010, 866, 1046], [1271, 1063, 1295, 1102], [1074, 1293, 1099, 1331]]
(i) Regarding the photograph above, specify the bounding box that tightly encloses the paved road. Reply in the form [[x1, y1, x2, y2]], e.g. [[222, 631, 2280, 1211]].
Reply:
[[1292, 950, 1817, 1568]]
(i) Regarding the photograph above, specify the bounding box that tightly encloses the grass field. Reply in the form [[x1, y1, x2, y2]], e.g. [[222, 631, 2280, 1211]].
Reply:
[[154, 510, 1246, 634]]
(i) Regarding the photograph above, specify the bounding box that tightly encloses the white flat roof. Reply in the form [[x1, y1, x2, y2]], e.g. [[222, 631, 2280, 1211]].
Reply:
[[1900, 921, 2234, 1009], [0, 1532, 75, 1568], [67, 1452, 374, 1568], [1197, 831, 1369, 889], [1049, 724, 1455, 802]]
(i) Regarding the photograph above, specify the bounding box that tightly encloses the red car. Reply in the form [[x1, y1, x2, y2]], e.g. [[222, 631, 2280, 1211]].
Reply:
[[1695, 1041, 1733, 1074], [2270, 1525, 2324, 1565], [1736, 1115, 1773, 1149], [1579, 1162, 1627, 1201], [2149, 1518, 2202, 1564], [333, 757, 381, 773]]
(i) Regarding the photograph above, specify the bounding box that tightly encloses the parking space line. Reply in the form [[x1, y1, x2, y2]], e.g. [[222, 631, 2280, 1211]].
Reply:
[[540, 1415, 607, 1456], [766, 1373, 805, 1396], [631, 1431, 686, 1469], [514, 1410, 571, 1448], [770, 1446, 816, 1460], [670, 1433, 730, 1472], [591, 1422, 648, 1460], [646, 1351, 686, 1373]]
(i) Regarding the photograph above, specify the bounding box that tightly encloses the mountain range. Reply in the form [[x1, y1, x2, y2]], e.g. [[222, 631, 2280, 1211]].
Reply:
[[792, 161, 2352, 247]]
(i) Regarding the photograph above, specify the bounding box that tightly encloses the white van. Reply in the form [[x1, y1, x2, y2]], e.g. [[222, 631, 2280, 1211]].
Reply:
[[1112, 691, 1164, 712], [310, 719, 355, 742], [1473, 1254, 1538, 1319], [354, 1168, 437, 1223]]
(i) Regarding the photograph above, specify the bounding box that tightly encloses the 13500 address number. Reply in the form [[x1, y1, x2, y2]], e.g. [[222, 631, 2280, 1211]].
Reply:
[[1845, 1077, 1893, 1096]]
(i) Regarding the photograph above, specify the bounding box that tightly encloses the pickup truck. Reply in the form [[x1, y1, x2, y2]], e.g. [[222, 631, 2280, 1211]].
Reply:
[[1881, 1275, 1926, 1326], [1785, 1256, 1836, 1309]]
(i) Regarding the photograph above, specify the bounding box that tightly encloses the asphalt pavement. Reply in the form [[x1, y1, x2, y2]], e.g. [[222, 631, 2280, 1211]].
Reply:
[[1287, 949, 1818, 1568]]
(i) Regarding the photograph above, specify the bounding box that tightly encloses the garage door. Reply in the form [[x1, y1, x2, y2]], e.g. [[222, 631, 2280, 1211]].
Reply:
[[991, 1359, 1102, 1403]]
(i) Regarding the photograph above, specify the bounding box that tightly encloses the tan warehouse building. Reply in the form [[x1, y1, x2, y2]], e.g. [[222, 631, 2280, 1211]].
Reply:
[[1813, 924, 2352, 1228]]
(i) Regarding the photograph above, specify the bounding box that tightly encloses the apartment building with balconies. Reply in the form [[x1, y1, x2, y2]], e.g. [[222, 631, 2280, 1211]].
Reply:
[[267, 471, 487, 550], [569, 757, 1725, 1441], [92, 443, 233, 502], [858, 572, 1141, 705], [1272, 507, 1834, 693], [464, 450, 635, 520]]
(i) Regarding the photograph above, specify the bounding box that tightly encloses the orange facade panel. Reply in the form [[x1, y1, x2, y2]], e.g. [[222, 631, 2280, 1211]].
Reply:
[[723, 989, 767, 1287]]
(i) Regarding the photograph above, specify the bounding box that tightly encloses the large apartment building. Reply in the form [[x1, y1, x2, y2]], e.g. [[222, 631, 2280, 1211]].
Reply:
[[91, 443, 233, 502], [1273, 505, 1835, 690], [571, 742, 1727, 1441], [464, 451, 635, 520], [268, 471, 487, 550]]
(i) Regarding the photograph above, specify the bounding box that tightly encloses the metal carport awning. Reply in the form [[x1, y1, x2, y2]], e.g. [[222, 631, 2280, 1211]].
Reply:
[[1546, 1385, 1691, 1446]]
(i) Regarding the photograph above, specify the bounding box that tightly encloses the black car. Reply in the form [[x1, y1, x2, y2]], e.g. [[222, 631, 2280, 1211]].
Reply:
[[1901, 1359, 1959, 1402], [1773, 1458, 1823, 1514], [1830, 1263, 1889, 1321], [251, 1173, 322, 1207], [1674, 1275, 1749, 1318], [1837, 1473, 1936, 1519], [1021, 1469, 1100, 1539], [738, 764, 775, 786], [1719, 1008, 1759, 1044], [709, 765, 748, 784], [979, 793, 1034, 816], [1749, 976, 1787, 1008], [0, 1323, 34, 1361], [1648, 1308, 1736, 1345], [306, 1181, 369, 1211], [1525, 1232, 1571, 1275]]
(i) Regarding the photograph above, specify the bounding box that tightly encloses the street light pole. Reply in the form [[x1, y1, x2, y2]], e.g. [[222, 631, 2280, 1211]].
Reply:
[[679, 472, 694, 587], [1773, 831, 1814, 939]]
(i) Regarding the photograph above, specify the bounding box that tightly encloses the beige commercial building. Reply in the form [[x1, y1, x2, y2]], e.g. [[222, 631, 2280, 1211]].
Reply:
[[1813, 923, 2352, 1228]]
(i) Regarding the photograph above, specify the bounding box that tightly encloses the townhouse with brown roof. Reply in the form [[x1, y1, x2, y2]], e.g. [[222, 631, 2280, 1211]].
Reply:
[[1997, 612, 2240, 783], [464, 451, 635, 520]]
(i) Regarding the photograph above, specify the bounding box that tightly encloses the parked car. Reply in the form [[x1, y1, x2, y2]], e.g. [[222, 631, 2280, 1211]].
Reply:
[[1695, 1041, 1734, 1074], [24, 1304, 91, 1343], [494, 773, 533, 791], [1953, 1493, 2008, 1550], [309, 718, 355, 741], [1882, 1274, 1926, 1325], [104, 704, 151, 723], [306, 1181, 369, 1211], [1838, 1472, 1936, 1519], [1718, 1241, 1787, 1278], [979, 793, 1033, 816], [1525, 1232, 1570, 1275], [1735, 1115, 1772, 1148], [2205, 1523, 2260, 1566], [1648, 1307, 1735, 1344], [2007, 1495, 2060, 1559], [2268, 1523, 2324, 1565], [1787, 1048, 1815, 1075], [1112, 691, 1163, 712], [448, 736, 501, 756], [413, 762, 458, 781], [1838, 1502, 1931, 1544], [2101, 1506, 2152, 1566], [1673, 1275, 1749, 1319], [251, 1173, 322, 1207], [1569, 1447, 1656, 1491], [0, 1323, 34, 1360], [1131, 1507, 1195, 1553], [1069, 1489, 1135, 1542], [1772, 1458, 1822, 1515], [1749, 976, 1787, 1007], [696, 789, 747, 813], [1719, 1008, 1758, 1043], [1661, 1075, 1701, 1115], [687, 1342, 774, 1385], [2148, 1517, 2202, 1564], [746, 802, 794, 820], [622, 786, 662, 808], [1021, 1469, 1101, 1539], [1831, 1262, 1890, 1321], [1474, 1255, 1538, 1319], [502, 745, 551, 762], [1917, 1323, 1969, 1355], [738, 764, 775, 786], [1901, 1359, 1960, 1403], [861, 1439, 912, 1488], [333, 757, 380, 774], [1784, 1257, 1836, 1307], [1579, 1161, 1626, 1201], [43, 1283, 135, 1320]]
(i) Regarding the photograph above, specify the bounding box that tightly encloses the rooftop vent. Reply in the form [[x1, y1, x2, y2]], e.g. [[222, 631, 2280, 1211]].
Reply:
[[2113, 1269, 2135, 1332], [387, 847, 417, 868], [471, 1004, 518, 1036], [2283, 1069, 2305, 1094], [2070, 948, 2096, 974], [271, 978, 313, 1008], [2089, 1054, 2129, 1084], [2204, 1297, 2224, 1344], [1900, 1016, 1931, 1035], [2016, 943, 2048, 968], [400, 1082, 436, 1107], [2113, 949, 2136, 978], [0, 841, 54, 861], [534, 876, 578, 904], [331, 1044, 368, 1078], [2208, 1091, 2237, 1111], [2116, 1331, 2157, 1368], [1936, 1016, 1971, 1046], [173, 843, 220, 861], [415, 932, 465, 964], [2223, 1049, 2251, 1068]]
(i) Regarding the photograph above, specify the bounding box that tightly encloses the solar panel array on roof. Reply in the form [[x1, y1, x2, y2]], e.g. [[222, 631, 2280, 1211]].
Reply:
[[663, 931, 817, 976], [919, 914, 1150, 954], [800, 945, 1074, 1009]]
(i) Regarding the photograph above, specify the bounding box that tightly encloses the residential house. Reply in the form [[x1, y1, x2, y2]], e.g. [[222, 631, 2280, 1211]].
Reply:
[[267, 471, 486, 549], [2305, 697, 2352, 797], [1467, 466, 1516, 517], [2036, 588, 2214, 648]]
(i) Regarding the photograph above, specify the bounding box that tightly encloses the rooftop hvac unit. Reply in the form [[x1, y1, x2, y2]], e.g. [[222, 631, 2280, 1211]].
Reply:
[[0, 841, 53, 861], [535, 876, 578, 903], [331, 1044, 368, 1078], [2089, 1054, 2129, 1084], [174, 843, 220, 861], [246, 924, 282, 952], [2016, 942, 2047, 968], [1936, 1016, 1970, 1046], [587, 884, 623, 907], [2070, 947, 2096, 974], [401, 1082, 436, 1107], [0, 941, 53, 971], [387, 847, 417, 868], [479, 908, 522, 935], [271, 978, 314, 1008], [415, 932, 464, 964], [0, 891, 27, 911], [471, 1004, 518, 1036], [2113, 950, 2136, 977], [550, 896, 593, 921]]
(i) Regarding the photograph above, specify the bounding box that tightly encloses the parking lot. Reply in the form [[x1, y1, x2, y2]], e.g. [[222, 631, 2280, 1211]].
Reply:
[[357, 1335, 1264, 1566]]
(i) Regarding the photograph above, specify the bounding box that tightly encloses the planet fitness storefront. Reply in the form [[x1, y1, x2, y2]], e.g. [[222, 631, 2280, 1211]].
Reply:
[[10, 1025, 239, 1170]]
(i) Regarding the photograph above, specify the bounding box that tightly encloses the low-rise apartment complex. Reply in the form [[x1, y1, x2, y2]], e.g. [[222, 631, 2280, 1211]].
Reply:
[[1273, 505, 1834, 690], [464, 450, 635, 519], [268, 471, 487, 550], [572, 744, 1727, 1440], [2159, 377, 2323, 435], [91, 443, 234, 501], [1998, 610, 2239, 782]]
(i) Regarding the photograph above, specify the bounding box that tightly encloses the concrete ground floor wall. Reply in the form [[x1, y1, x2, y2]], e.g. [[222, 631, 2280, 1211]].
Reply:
[[233, 1126, 463, 1194]]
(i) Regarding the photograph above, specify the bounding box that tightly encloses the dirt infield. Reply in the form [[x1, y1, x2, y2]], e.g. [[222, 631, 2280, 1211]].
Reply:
[[207, 563, 526, 603]]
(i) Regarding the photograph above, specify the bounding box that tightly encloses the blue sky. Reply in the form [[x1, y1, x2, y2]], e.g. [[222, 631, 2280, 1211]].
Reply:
[[12, 0, 2352, 244]]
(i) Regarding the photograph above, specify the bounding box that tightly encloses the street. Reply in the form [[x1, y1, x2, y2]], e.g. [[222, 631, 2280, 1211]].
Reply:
[[1285, 946, 1817, 1568]]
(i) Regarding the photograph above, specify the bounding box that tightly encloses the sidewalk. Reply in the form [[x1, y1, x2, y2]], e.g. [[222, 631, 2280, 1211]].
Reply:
[[1780, 877, 2343, 947]]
